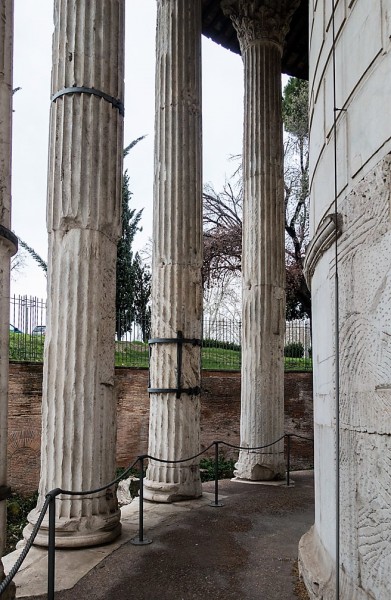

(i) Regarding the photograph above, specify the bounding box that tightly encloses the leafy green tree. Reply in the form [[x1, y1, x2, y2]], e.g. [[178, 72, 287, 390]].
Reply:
[[282, 77, 310, 320], [282, 77, 308, 140]]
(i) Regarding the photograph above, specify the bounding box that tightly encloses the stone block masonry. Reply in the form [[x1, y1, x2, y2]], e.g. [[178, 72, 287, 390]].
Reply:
[[8, 364, 313, 495]]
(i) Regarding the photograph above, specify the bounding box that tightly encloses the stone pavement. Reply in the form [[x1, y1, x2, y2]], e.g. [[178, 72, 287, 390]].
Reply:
[[4, 471, 314, 600]]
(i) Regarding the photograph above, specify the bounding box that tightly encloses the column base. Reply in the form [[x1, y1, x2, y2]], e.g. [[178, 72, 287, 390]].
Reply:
[[234, 451, 285, 481], [24, 509, 121, 549], [298, 526, 373, 600], [0, 565, 16, 600], [298, 526, 334, 599], [143, 470, 202, 503]]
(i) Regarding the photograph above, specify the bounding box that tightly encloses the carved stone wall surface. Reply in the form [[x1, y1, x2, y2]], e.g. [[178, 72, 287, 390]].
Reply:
[[301, 1, 391, 596], [300, 155, 391, 599], [337, 156, 391, 599], [25, 0, 125, 548], [144, 0, 203, 502]]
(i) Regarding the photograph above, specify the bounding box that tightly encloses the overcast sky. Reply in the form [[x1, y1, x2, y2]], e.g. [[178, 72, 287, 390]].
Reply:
[[10, 0, 244, 299]]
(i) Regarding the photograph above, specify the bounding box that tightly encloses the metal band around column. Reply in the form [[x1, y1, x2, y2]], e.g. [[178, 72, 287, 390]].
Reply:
[[0, 224, 18, 254], [51, 87, 125, 116], [148, 331, 201, 398]]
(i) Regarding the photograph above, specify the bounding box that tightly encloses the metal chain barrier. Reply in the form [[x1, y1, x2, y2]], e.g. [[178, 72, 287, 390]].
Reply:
[[0, 434, 313, 599]]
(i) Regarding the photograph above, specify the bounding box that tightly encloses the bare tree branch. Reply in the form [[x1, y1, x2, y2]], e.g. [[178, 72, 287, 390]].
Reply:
[[203, 77, 311, 319]]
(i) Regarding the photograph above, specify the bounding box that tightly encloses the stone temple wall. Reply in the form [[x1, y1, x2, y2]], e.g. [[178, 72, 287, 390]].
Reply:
[[7, 364, 313, 495], [300, 1, 391, 598]]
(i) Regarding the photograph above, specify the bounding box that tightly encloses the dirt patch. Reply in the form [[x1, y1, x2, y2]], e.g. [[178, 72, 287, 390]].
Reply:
[[293, 560, 310, 599]]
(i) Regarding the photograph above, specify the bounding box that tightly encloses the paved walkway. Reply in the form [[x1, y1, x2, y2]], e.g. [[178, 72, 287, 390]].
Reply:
[[4, 471, 314, 600]]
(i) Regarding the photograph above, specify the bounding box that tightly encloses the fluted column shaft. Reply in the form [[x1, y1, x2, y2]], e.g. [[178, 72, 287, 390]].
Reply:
[[25, 0, 125, 547], [0, 1, 16, 596], [144, 0, 203, 502], [222, 0, 298, 480]]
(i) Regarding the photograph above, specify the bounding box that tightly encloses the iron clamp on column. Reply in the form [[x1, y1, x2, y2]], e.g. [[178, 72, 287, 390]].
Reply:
[[0, 225, 18, 256], [148, 330, 201, 398]]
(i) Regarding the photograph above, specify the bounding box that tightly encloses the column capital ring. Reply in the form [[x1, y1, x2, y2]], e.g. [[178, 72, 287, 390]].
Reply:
[[221, 0, 300, 53]]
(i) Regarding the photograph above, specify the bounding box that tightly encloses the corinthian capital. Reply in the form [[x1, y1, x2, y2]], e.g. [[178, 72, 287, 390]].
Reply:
[[221, 0, 300, 53]]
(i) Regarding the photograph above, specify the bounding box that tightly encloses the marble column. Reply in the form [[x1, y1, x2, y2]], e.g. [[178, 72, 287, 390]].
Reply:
[[25, 0, 125, 547], [222, 0, 298, 480], [144, 0, 203, 502], [0, 0, 16, 597]]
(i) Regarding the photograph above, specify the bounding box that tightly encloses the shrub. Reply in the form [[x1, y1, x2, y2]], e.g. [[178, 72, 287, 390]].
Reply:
[[202, 338, 241, 352], [6, 491, 38, 554], [199, 456, 236, 482], [284, 341, 304, 358]]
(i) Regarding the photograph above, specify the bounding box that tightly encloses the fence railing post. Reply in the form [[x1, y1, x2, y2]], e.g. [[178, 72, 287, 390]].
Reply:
[[286, 434, 291, 487], [210, 441, 224, 507], [131, 456, 152, 545]]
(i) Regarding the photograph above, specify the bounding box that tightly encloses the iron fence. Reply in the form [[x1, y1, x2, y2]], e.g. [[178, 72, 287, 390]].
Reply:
[[8, 296, 312, 371], [284, 318, 312, 371], [9, 296, 46, 363]]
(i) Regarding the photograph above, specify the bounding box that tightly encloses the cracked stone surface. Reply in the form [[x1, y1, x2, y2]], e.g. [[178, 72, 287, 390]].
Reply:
[[222, 0, 298, 480], [145, 0, 203, 502], [24, 0, 125, 548]]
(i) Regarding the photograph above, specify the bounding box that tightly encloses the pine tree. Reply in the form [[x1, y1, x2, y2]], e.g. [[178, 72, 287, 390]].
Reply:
[[115, 136, 152, 340], [17, 239, 47, 272], [132, 252, 151, 342], [115, 170, 143, 339]]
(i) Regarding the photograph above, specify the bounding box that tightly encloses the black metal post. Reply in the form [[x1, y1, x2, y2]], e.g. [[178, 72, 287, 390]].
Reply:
[[286, 434, 291, 487], [131, 456, 152, 545], [210, 441, 223, 507], [139, 456, 145, 542], [47, 494, 56, 600]]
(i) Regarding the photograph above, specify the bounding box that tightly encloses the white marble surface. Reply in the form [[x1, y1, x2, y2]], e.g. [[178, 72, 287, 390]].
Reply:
[[145, 0, 203, 502], [25, 0, 125, 547], [222, 1, 298, 481]]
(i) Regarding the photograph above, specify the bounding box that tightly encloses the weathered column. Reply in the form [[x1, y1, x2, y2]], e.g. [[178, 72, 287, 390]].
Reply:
[[25, 0, 125, 547], [144, 0, 203, 502], [222, 0, 298, 480], [0, 1, 17, 595]]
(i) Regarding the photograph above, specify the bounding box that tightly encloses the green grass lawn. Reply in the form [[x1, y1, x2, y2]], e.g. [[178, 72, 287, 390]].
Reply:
[[201, 346, 241, 370], [284, 356, 313, 371], [115, 341, 149, 367], [9, 332, 45, 362], [10, 335, 312, 372]]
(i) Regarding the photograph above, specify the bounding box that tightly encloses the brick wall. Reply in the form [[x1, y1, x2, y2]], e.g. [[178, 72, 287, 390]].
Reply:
[[8, 363, 43, 496], [8, 364, 313, 494]]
